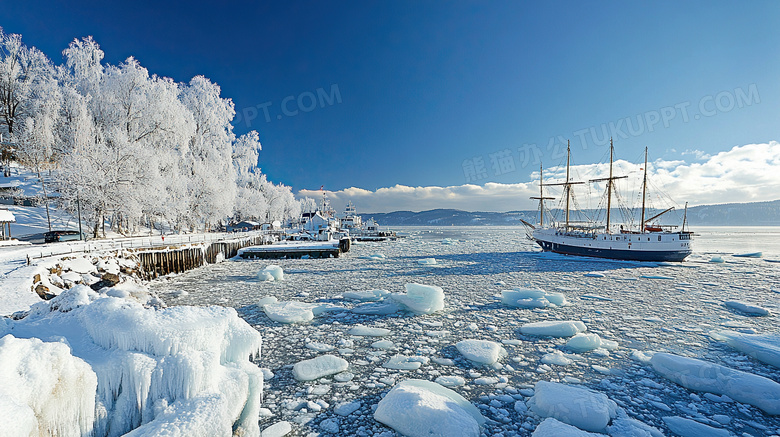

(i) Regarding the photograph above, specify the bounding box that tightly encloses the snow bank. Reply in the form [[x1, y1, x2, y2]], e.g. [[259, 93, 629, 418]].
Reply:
[[650, 352, 780, 414], [292, 355, 349, 381], [0, 335, 97, 436], [521, 320, 587, 337], [527, 381, 618, 433], [566, 333, 618, 352], [455, 339, 507, 365], [501, 288, 567, 309], [374, 379, 484, 437], [4, 284, 264, 436], [257, 264, 284, 281], [532, 418, 606, 436], [711, 330, 780, 368], [391, 283, 445, 315], [723, 300, 770, 316]]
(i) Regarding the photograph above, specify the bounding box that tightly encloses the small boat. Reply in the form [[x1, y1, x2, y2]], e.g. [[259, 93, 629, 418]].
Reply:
[[523, 139, 693, 262]]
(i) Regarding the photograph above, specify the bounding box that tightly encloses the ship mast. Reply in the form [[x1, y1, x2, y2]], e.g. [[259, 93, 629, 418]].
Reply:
[[589, 138, 627, 233], [640, 147, 648, 232], [530, 163, 554, 227], [543, 141, 583, 231]]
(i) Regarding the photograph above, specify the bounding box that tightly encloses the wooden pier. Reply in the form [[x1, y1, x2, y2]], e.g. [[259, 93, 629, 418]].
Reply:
[[135, 234, 268, 280], [238, 239, 350, 260]]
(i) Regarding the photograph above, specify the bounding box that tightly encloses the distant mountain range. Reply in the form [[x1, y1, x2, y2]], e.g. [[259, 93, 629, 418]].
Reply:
[[358, 200, 780, 227]]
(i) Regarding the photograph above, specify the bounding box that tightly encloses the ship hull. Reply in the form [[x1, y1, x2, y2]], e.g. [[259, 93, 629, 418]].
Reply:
[[531, 228, 692, 262], [534, 239, 691, 262]]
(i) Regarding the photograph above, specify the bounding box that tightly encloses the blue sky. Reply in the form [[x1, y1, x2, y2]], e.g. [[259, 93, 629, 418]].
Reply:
[[4, 1, 779, 211]]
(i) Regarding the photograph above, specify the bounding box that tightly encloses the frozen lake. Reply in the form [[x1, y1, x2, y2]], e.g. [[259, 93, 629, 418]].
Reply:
[[150, 226, 780, 436]]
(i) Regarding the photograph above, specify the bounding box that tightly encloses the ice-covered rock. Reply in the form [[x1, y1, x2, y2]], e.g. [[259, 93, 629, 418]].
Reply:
[[456, 339, 507, 365], [501, 288, 567, 309], [391, 283, 445, 315], [0, 335, 97, 436], [521, 320, 587, 337], [651, 352, 780, 414], [292, 355, 349, 381], [724, 300, 770, 316], [343, 289, 390, 301], [62, 256, 98, 274], [528, 381, 618, 433], [566, 333, 618, 352], [3, 285, 264, 436], [374, 379, 484, 437], [531, 418, 606, 436], [711, 330, 780, 368], [662, 416, 732, 437], [349, 325, 391, 336]]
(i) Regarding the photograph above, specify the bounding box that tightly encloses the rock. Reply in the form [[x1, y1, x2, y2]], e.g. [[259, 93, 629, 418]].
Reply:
[[101, 272, 121, 286], [34, 283, 55, 300]]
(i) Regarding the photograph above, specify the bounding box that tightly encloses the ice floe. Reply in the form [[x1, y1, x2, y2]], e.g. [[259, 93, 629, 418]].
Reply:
[[650, 352, 780, 414], [348, 325, 391, 336], [710, 330, 780, 368], [501, 288, 567, 309], [723, 300, 770, 316], [257, 264, 284, 281], [662, 416, 732, 437], [292, 355, 349, 381], [566, 333, 618, 352], [455, 339, 507, 365], [521, 320, 587, 337], [373, 379, 484, 437], [532, 418, 606, 436], [528, 381, 617, 433], [343, 289, 390, 301], [390, 283, 445, 315]]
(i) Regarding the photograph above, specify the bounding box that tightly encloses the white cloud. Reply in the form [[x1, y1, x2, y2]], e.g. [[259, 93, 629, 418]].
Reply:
[[299, 142, 780, 213]]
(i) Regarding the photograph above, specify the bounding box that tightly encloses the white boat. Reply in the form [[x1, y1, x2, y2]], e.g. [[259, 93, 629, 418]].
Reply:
[[340, 201, 398, 241], [523, 140, 693, 262]]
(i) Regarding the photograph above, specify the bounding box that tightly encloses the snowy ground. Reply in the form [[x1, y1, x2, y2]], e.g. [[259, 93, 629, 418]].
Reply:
[[147, 226, 780, 436]]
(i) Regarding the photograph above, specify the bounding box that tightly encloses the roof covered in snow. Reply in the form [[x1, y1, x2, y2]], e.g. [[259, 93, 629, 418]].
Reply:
[[0, 209, 15, 222]]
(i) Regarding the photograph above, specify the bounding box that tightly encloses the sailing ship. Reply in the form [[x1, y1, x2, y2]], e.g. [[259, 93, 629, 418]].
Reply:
[[522, 139, 693, 262]]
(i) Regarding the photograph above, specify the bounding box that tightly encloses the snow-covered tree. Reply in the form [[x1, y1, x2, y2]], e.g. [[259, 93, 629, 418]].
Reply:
[[180, 76, 236, 230], [4, 32, 302, 236]]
